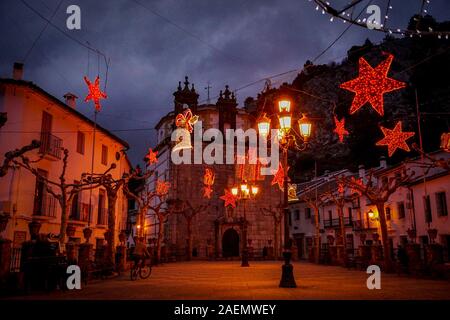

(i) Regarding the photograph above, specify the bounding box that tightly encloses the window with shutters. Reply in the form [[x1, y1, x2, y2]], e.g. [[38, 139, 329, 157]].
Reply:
[[305, 207, 311, 219], [76, 131, 85, 154], [386, 207, 391, 221], [435, 192, 448, 216], [101, 144, 108, 165], [397, 202, 406, 219]]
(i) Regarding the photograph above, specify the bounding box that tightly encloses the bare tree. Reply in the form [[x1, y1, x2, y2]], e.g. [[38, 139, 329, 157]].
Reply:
[[122, 172, 157, 238], [1, 140, 41, 177], [13, 149, 102, 246], [151, 196, 172, 263], [321, 185, 354, 264], [171, 200, 209, 261], [411, 143, 450, 171], [260, 204, 283, 259], [299, 191, 326, 264], [337, 168, 415, 271], [82, 165, 140, 266], [0, 113, 41, 178]]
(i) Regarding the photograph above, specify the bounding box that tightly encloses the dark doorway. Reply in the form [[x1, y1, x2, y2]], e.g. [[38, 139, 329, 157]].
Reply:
[[296, 237, 304, 259], [222, 228, 239, 257], [445, 235, 450, 262]]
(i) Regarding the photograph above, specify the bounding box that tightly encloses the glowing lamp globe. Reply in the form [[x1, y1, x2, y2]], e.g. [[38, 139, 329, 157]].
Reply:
[[368, 209, 378, 219], [257, 113, 271, 137], [278, 100, 291, 113], [298, 115, 312, 139], [278, 115, 292, 132], [231, 187, 238, 196]]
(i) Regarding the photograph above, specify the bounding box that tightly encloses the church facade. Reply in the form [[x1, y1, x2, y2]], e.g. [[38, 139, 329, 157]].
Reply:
[[146, 77, 285, 261]]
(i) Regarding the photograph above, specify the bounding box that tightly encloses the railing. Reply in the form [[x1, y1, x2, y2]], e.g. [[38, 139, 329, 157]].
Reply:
[[10, 247, 22, 273], [97, 207, 108, 225], [69, 202, 91, 222], [352, 220, 377, 231], [34, 193, 57, 217], [39, 132, 63, 159], [323, 217, 353, 228]]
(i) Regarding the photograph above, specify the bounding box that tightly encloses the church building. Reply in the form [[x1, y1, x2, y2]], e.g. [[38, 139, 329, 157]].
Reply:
[[146, 77, 285, 261]]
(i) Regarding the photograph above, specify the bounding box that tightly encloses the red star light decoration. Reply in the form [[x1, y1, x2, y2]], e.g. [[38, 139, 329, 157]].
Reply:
[[155, 180, 170, 196], [220, 189, 237, 208], [145, 148, 158, 165], [340, 54, 406, 116], [83, 76, 107, 111], [376, 121, 415, 157], [333, 116, 349, 143], [271, 163, 289, 191]]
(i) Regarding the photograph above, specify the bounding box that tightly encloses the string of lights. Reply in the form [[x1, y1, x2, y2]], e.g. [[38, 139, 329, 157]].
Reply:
[[311, 0, 450, 39]]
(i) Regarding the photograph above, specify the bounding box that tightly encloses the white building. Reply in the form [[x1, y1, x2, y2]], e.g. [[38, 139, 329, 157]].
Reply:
[[290, 151, 450, 261], [0, 63, 132, 249]]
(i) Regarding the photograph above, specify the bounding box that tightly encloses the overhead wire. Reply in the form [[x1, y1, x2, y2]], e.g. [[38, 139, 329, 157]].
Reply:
[[23, 0, 65, 62]]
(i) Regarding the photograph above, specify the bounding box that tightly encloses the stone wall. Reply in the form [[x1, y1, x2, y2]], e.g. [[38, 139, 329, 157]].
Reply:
[[167, 161, 283, 260]]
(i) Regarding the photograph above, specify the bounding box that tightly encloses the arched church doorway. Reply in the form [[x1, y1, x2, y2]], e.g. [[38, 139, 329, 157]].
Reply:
[[222, 228, 240, 257]]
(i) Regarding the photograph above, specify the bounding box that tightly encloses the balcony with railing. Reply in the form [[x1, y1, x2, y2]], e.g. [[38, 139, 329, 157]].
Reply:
[[323, 217, 353, 228], [39, 132, 63, 160], [69, 202, 91, 223], [352, 219, 377, 231], [33, 193, 57, 218], [97, 207, 108, 226]]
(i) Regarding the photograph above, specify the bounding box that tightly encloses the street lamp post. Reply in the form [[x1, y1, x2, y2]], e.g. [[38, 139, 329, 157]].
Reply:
[[257, 96, 312, 288], [232, 182, 259, 267]]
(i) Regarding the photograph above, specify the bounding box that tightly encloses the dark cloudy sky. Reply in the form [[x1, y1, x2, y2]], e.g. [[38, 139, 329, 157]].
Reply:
[[1, 0, 450, 164]]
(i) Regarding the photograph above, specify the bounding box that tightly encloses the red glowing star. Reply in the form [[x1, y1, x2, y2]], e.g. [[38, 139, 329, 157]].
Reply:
[[271, 163, 288, 191], [83, 76, 107, 111], [376, 121, 415, 157], [220, 189, 237, 208], [340, 54, 406, 116], [203, 185, 213, 199], [333, 116, 349, 143], [156, 180, 170, 196], [145, 148, 158, 165]]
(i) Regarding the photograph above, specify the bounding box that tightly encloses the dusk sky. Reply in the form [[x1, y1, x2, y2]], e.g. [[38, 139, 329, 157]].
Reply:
[[1, 0, 450, 164]]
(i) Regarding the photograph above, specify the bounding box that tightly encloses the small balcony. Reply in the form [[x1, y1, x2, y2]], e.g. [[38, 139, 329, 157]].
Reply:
[[352, 219, 377, 232], [33, 194, 57, 219], [324, 217, 353, 228], [97, 207, 108, 226], [39, 132, 63, 160], [69, 202, 92, 224]]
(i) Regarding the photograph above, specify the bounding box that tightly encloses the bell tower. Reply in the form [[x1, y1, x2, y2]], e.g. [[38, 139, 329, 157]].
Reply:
[[216, 85, 237, 134], [173, 76, 199, 115]]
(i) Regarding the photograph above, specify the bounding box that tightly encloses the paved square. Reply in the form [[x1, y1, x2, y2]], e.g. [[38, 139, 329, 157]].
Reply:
[[12, 261, 450, 300]]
